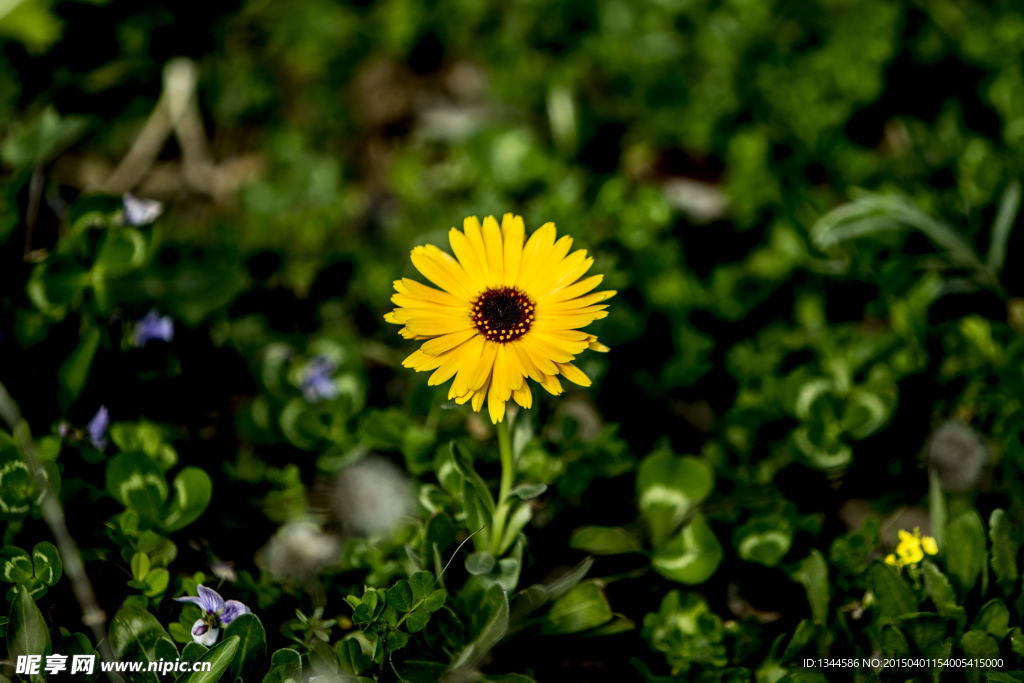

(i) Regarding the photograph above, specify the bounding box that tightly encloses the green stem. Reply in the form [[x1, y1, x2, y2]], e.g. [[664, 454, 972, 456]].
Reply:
[[489, 417, 514, 555]]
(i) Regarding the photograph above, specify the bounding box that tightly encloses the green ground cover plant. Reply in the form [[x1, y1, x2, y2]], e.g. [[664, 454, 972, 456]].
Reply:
[[3, 0, 1024, 680]]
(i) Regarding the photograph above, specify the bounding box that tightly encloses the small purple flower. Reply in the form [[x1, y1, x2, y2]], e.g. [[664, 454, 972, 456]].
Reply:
[[134, 310, 174, 346], [301, 356, 338, 402], [87, 406, 109, 449], [122, 193, 163, 226], [175, 584, 249, 646]]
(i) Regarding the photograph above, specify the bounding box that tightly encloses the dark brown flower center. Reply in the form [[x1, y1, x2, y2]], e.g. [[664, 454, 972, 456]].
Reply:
[[471, 287, 536, 343]]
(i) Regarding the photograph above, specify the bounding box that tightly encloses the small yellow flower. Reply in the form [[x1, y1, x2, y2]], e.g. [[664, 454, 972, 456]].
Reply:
[[385, 215, 614, 423], [885, 527, 938, 569]]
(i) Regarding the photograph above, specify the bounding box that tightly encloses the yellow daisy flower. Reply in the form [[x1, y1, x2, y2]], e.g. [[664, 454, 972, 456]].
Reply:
[[385, 214, 614, 423]]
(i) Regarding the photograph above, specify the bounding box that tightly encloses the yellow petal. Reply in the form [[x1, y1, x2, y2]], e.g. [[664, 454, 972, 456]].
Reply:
[[471, 379, 488, 412], [410, 245, 475, 299], [509, 341, 546, 383], [545, 274, 604, 303], [482, 215, 504, 284], [488, 382, 507, 423], [557, 362, 591, 387], [395, 277, 467, 308], [447, 229, 485, 290], [421, 328, 477, 355], [520, 337, 560, 374], [428, 351, 463, 386], [462, 216, 492, 288], [450, 336, 488, 397], [539, 373, 563, 396], [512, 382, 533, 409], [402, 349, 443, 371], [517, 221, 557, 291], [490, 344, 512, 402], [502, 214, 525, 285]]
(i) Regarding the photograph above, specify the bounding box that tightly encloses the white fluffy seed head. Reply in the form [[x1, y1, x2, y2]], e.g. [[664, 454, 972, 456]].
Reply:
[[262, 521, 340, 580], [331, 456, 412, 537], [926, 419, 988, 492]]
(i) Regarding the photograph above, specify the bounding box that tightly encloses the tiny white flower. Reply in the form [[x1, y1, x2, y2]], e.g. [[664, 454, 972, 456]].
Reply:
[[122, 193, 164, 226]]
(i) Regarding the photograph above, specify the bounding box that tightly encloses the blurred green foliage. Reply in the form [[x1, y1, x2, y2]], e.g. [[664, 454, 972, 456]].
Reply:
[[3, 0, 1024, 680]]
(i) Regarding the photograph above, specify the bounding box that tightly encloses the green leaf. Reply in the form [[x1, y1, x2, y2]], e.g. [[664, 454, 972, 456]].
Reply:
[[989, 509, 1018, 594], [143, 568, 169, 597], [987, 180, 1020, 272], [109, 604, 173, 676], [904, 614, 952, 660], [461, 479, 491, 546], [386, 630, 410, 653], [637, 450, 714, 544], [781, 619, 819, 662], [961, 630, 1000, 660], [921, 560, 965, 628], [222, 613, 267, 681], [409, 571, 435, 602], [496, 556, 522, 592], [181, 642, 208, 663], [404, 610, 431, 633], [466, 552, 496, 576], [879, 624, 910, 657], [448, 584, 509, 673], [973, 599, 1011, 639], [110, 421, 178, 471], [422, 589, 446, 612], [0, 547, 33, 583], [651, 514, 722, 585], [570, 525, 642, 555], [497, 503, 532, 555], [946, 510, 987, 594], [449, 443, 495, 515], [867, 562, 917, 620], [264, 647, 303, 682], [26, 259, 90, 319], [31, 542, 60, 587], [7, 586, 49, 662], [509, 483, 546, 500], [794, 550, 829, 625], [94, 228, 147, 277], [929, 469, 947, 547], [1, 107, 85, 167], [177, 635, 239, 683], [337, 639, 368, 676], [106, 453, 168, 523], [131, 552, 151, 582], [58, 327, 101, 410], [735, 518, 793, 567], [544, 581, 613, 634], [162, 467, 213, 532], [386, 580, 413, 612], [1011, 627, 1024, 656]]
